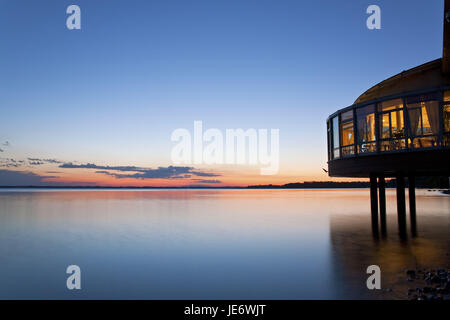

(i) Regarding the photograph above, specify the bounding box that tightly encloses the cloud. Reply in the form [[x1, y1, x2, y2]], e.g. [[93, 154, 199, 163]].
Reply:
[[29, 161, 44, 165], [27, 158, 62, 165], [0, 157, 65, 168], [0, 170, 58, 186], [191, 179, 222, 184], [61, 162, 220, 180], [0, 141, 10, 152], [60, 163, 145, 172], [44, 159, 63, 164], [171, 174, 192, 179], [93, 166, 210, 180], [190, 171, 220, 177], [0, 170, 101, 187], [0, 158, 25, 168]]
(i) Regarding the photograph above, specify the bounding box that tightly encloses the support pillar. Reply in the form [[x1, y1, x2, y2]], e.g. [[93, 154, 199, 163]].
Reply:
[[370, 174, 379, 236], [409, 175, 417, 237], [378, 175, 387, 236], [396, 174, 407, 239]]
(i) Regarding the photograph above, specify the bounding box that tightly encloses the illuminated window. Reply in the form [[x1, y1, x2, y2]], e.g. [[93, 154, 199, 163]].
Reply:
[[444, 104, 450, 133], [406, 94, 439, 148], [340, 111, 354, 156], [444, 92, 450, 146], [391, 109, 404, 137], [341, 122, 354, 145], [380, 112, 390, 139], [444, 90, 450, 102], [356, 104, 376, 153], [378, 98, 403, 111], [378, 99, 405, 151]]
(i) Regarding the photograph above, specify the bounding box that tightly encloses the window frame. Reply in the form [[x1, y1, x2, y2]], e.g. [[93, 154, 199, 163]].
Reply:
[[339, 110, 355, 157], [356, 104, 377, 154], [377, 99, 406, 152], [327, 87, 450, 161]]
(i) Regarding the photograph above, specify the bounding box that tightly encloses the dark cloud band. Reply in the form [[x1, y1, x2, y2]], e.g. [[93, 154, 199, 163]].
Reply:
[[61, 163, 220, 180]]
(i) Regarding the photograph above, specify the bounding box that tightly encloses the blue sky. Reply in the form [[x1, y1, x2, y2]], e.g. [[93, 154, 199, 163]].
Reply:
[[0, 0, 444, 185]]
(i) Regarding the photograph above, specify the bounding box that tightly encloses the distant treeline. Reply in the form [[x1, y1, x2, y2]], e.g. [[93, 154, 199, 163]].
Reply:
[[249, 176, 450, 189], [248, 181, 381, 189]]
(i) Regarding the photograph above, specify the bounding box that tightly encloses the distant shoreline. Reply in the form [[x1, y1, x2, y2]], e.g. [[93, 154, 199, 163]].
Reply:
[[0, 181, 448, 190], [0, 181, 373, 189], [0, 182, 421, 189]]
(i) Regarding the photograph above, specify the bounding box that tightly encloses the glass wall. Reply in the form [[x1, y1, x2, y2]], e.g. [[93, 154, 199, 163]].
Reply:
[[406, 93, 439, 148], [378, 98, 406, 151], [332, 116, 340, 159], [444, 91, 450, 146], [340, 111, 354, 156], [327, 120, 332, 160], [356, 104, 376, 153], [327, 89, 450, 161]]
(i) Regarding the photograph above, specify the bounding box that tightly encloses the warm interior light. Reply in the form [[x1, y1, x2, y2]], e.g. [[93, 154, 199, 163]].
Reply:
[[444, 90, 450, 102]]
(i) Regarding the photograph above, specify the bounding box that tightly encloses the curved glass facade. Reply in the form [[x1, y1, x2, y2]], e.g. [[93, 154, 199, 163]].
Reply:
[[327, 89, 450, 161]]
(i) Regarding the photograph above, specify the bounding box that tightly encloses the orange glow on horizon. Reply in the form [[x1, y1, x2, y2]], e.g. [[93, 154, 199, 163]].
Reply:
[[37, 168, 367, 187]]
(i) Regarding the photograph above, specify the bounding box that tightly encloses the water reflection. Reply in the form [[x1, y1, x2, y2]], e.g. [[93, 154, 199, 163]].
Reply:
[[0, 189, 448, 299], [330, 190, 450, 299]]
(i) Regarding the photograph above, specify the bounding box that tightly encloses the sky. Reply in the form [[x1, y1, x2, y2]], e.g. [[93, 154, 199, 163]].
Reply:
[[0, 0, 445, 186]]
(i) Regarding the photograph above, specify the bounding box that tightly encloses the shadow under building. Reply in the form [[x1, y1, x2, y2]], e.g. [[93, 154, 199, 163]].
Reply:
[[326, 0, 450, 238]]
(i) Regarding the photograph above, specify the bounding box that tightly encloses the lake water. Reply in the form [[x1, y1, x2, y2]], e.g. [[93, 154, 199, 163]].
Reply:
[[0, 189, 448, 299]]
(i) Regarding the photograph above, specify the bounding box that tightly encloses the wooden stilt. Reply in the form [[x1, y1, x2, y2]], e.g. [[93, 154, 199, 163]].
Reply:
[[396, 174, 407, 239], [370, 174, 379, 237], [379, 175, 387, 236], [409, 175, 417, 237]]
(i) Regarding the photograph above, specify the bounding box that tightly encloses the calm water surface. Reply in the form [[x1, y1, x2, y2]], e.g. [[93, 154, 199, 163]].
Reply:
[[0, 189, 449, 299]]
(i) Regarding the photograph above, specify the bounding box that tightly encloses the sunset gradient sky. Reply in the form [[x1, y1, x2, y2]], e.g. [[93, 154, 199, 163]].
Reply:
[[0, 0, 444, 186]]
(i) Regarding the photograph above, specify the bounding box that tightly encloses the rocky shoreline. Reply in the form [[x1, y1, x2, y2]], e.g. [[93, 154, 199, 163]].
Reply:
[[406, 268, 450, 300]]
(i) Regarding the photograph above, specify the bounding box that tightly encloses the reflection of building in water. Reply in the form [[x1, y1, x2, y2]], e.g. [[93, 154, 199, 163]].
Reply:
[[328, 213, 450, 299], [327, 1, 450, 239]]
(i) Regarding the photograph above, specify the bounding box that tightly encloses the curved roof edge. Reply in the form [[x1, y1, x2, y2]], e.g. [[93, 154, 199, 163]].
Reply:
[[354, 58, 450, 104]]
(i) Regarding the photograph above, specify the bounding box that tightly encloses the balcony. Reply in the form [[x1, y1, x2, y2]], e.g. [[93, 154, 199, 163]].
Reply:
[[327, 88, 450, 177]]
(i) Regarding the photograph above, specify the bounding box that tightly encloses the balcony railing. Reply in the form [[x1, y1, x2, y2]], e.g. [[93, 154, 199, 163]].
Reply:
[[327, 88, 450, 161]]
